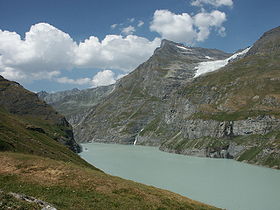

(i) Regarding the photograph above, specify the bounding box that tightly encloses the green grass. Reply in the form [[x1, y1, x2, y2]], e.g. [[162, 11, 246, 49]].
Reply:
[[0, 108, 93, 169]]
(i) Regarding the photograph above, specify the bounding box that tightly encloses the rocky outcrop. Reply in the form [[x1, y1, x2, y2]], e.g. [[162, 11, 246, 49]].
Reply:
[[0, 190, 57, 210], [164, 115, 280, 140]]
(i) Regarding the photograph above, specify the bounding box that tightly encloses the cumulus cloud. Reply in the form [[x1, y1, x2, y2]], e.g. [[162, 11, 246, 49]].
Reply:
[[0, 23, 76, 81], [150, 10, 196, 44], [91, 70, 117, 87], [150, 9, 227, 44], [191, 0, 233, 7], [0, 23, 160, 83], [121, 25, 135, 35], [194, 10, 227, 41], [75, 34, 160, 71]]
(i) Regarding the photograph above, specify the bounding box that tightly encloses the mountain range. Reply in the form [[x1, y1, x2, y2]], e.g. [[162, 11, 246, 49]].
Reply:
[[40, 26, 280, 169]]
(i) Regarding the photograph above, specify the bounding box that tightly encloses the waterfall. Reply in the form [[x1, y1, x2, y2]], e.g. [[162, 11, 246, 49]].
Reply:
[[134, 128, 144, 145]]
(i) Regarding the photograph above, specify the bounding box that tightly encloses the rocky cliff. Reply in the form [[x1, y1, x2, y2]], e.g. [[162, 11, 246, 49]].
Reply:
[[157, 26, 280, 168]]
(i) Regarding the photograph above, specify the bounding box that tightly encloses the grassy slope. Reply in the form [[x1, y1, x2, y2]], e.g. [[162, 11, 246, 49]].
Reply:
[[0, 107, 93, 168], [0, 152, 220, 210]]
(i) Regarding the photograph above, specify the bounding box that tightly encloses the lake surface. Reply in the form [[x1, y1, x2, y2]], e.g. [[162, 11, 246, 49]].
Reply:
[[80, 143, 280, 210]]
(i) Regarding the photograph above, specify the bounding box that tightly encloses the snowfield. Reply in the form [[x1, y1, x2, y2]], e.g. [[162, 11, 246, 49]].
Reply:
[[194, 47, 251, 78]]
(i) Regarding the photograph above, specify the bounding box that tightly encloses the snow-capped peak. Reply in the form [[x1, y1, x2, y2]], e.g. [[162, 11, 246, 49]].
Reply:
[[194, 47, 251, 78]]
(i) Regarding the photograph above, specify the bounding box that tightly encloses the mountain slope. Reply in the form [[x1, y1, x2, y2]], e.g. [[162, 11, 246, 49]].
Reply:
[[75, 40, 230, 144], [0, 75, 93, 166]]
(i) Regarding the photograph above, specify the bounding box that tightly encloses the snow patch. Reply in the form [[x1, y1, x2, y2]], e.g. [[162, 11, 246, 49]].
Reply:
[[177, 45, 192, 51], [194, 47, 251, 78], [205, 56, 213, 59]]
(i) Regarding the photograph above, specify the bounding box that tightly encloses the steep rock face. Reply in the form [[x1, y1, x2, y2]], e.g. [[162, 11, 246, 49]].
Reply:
[[75, 40, 230, 143], [38, 85, 114, 127], [156, 26, 280, 168], [0, 75, 80, 153]]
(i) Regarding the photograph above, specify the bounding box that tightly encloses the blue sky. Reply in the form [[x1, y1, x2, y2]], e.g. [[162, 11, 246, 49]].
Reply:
[[0, 0, 279, 92]]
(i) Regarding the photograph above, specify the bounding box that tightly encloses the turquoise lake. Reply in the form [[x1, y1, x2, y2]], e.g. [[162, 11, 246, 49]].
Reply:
[[80, 143, 280, 210]]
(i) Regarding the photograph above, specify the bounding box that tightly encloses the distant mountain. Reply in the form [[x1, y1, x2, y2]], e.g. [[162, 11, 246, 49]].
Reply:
[[73, 26, 280, 169], [38, 85, 114, 127]]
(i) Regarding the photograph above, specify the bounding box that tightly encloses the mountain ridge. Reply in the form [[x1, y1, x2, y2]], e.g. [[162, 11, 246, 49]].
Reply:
[[71, 26, 280, 168]]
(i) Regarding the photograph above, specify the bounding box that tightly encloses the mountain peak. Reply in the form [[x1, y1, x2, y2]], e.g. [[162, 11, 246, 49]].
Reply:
[[160, 39, 180, 48], [247, 26, 280, 56]]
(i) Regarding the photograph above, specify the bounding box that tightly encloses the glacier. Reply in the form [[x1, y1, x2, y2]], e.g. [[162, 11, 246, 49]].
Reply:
[[194, 47, 251, 78]]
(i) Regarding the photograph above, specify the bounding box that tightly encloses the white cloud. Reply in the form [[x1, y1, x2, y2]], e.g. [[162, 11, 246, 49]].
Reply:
[[191, 0, 233, 7], [56, 77, 91, 85], [121, 25, 136, 35], [128, 18, 135, 23], [0, 23, 76, 81], [0, 23, 160, 83], [150, 9, 227, 44], [110, 24, 118, 29], [137, 20, 144, 27], [150, 10, 196, 44], [56, 70, 126, 87], [75, 34, 160, 72], [91, 70, 117, 87], [194, 10, 227, 41]]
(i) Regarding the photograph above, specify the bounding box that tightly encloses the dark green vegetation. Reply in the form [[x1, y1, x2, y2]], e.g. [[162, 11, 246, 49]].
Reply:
[[0, 153, 220, 210], [0, 75, 219, 209]]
